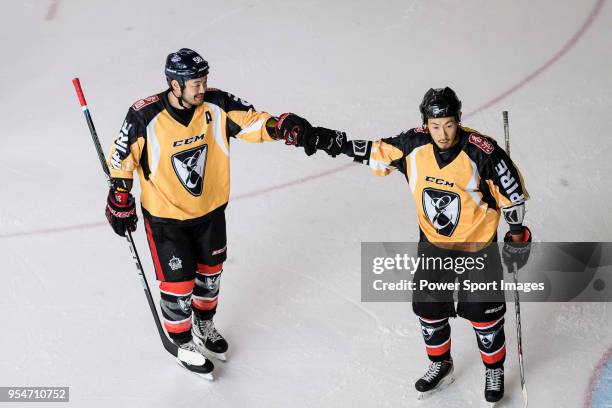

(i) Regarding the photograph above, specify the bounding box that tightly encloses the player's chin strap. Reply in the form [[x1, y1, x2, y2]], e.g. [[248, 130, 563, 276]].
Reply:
[[171, 85, 187, 109]]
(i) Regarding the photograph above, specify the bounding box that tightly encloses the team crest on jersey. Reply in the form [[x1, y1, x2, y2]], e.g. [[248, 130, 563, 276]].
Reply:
[[132, 95, 159, 111], [171, 145, 208, 196], [422, 188, 461, 237], [168, 255, 183, 271], [468, 133, 494, 154]]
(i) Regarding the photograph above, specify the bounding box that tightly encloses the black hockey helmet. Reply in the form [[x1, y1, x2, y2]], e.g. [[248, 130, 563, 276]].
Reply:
[[419, 87, 462, 123], [165, 48, 209, 88]]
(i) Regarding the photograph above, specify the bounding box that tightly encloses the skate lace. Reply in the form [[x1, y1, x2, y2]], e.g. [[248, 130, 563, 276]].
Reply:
[[178, 340, 199, 353], [422, 361, 442, 382], [198, 319, 222, 342], [486, 368, 503, 391]]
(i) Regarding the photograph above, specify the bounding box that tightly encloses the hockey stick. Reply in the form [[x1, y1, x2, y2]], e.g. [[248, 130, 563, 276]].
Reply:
[[503, 111, 527, 408], [72, 78, 178, 357]]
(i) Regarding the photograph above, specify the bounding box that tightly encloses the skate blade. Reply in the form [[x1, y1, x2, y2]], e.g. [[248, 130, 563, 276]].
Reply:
[[483, 397, 505, 407], [193, 337, 228, 362], [416, 375, 455, 400], [176, 360, 214, 381], [204, 350, 227, 362]]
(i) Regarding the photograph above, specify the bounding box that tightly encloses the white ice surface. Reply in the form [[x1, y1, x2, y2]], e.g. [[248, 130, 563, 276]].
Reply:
[[1, 0, 611, 407]]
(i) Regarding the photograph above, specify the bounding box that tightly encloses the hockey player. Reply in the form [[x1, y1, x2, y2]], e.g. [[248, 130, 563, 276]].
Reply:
[[276, 87, 532, 404], [105, 48, 300, 379]]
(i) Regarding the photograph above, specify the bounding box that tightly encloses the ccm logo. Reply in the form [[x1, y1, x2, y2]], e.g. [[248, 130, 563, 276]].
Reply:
[[425, 176, 454, 187], [173, 134, 204, 147]]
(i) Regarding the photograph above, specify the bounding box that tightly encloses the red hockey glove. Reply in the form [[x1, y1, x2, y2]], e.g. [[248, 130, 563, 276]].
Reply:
[[105, 189, 137, 237], [502, 226, 532, 272]]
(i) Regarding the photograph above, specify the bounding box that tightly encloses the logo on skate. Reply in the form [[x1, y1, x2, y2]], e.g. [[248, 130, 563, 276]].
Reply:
[[169, 255, 183, 271], [171, 145, 208, 196], [178, 295, 192, 314], [422, 188, 461, 237]]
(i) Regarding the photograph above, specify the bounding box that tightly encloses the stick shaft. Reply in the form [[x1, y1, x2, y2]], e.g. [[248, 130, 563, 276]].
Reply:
[[502, 110, 527, 405], [72, 78, 177, 356]]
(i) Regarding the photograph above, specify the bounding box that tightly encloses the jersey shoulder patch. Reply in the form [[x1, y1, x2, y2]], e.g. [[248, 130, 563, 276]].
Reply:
[[468, 132, 494, 155], [132, 95, 160, 111], [413, 126, 430, 135]]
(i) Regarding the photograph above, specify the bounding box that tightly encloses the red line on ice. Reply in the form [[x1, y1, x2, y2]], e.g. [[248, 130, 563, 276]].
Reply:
[[2, 0, 604, 239], [232, 162, 355, 200], [469, 0, 606, 116]]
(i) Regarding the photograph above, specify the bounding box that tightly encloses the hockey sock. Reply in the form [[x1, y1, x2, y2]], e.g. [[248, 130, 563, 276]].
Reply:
[[419, 317, 451, 361], [159, 280, 196, 343], [192, 263, 223, 320], [471, 317, 506, 368]]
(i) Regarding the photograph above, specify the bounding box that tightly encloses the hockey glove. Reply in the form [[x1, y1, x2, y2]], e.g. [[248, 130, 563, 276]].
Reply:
[[105, 189, 138, 237], [311, 127, 346, 157], [502, 226, 532, 272], [274, 113, 313, 148]]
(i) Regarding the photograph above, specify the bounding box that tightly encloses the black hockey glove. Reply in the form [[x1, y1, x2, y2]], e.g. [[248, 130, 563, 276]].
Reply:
[[274, 113, 313, 148], [311, 127, 346, 157], [502, 226, 532, 272], [105, 189, 138, 237]]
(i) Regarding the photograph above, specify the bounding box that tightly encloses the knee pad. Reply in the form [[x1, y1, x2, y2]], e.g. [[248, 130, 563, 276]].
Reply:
[[193, 263, 223, 313], [471, 317, 506, 368], [419, 317, 451, 361], [159, 280, 196, 341]]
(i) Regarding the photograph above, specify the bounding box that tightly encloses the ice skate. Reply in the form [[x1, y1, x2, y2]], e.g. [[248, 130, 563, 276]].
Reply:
[[484, 367, 504, 405], [415, 359, 455, 400], [176, 339, 215, 380], [193, 317, 229, 361]]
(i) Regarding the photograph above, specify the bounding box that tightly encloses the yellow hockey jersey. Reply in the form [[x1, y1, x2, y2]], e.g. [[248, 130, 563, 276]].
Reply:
[[344, 126, 529, 245], [107, 89, 274, 223]]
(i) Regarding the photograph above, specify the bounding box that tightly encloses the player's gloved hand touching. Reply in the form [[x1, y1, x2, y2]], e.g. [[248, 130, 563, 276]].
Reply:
[[311, 127, 346, 157], [272, 114, 347, 157], [106, 189, 138, 237], [273, 113, 313, 149], [502, 226, 532, 272]]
